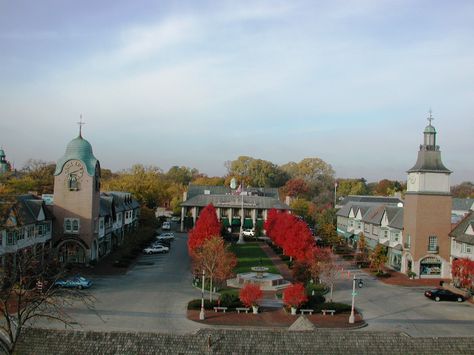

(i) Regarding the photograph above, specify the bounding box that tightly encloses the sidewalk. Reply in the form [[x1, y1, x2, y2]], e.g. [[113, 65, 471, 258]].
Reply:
[[259, 243, 294, 282], [188, 308, 364, 328]]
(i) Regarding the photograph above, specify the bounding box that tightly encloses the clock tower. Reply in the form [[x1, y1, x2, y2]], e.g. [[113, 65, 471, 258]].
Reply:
[[53, 125, 101, 264], [403, 112, 452, 278]]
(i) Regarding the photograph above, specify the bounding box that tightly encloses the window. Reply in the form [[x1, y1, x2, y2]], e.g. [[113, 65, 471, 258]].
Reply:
[[64, 218, 80, 234], [406, 235, 411, 248], [28, 226, 34, 238], [383, 229, 389, 238], [72, 220, 79, 232], [38, 225, 43, 236], [7, 232, 14, 245], [428, 236, 438, 251], [100, 219, 104, 229], [462, 243, 472, 254], [45, 222, 51, 233], [18, 228, 25, 240], [68, 174, 79, 190]]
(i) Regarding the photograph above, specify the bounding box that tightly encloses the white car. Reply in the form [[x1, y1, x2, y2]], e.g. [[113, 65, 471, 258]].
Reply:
[[156, 232, 175, 241], [242, 229, 255, 237], [143, 245, 169, 254], [162, 221, 171, 230], [171, 216, 180, 222]]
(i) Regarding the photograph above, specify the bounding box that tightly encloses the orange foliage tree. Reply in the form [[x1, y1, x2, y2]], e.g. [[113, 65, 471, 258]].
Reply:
[[193, 235, 237, 301]]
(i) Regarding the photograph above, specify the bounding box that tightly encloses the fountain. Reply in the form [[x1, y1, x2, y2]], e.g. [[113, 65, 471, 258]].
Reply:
[[227, 261, 290, 291]]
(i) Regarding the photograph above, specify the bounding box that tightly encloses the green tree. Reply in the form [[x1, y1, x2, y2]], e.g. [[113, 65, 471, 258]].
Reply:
[[336, 178, 368, 198], [102, 164, 168, 209], [356, 233, 369, 264], [281, 158, 335, 205], [165, 166, 199, 185], [226, 156, 289, 187], [290, 198, 315, 225]]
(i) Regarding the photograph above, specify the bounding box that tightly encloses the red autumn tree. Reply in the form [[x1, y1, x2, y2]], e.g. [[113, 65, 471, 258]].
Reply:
[[452, 258, 474, 289], [283, 219, 314, 262], [188, 204, 221, 255], [239, 284, 263, 307], [282, 178, 310, 198], [263, 208, 279, 237], [283, 283, 308, 308], [193, 235, 237, 301]]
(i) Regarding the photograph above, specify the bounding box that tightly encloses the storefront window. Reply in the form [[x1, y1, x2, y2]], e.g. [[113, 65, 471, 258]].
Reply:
[[420, 257, 441, 276]]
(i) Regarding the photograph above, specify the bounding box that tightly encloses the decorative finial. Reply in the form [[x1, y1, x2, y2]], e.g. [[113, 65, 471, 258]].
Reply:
[[77, 114, 86, 137], [427, 109, 434, 126]]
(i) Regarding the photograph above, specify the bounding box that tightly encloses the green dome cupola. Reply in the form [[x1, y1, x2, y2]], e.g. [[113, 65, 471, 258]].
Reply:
[[54, 134, 99, 176]]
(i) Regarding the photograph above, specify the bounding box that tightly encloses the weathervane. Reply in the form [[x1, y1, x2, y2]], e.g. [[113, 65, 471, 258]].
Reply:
[[77, 114, 86, 137], [427, 109, 434, 126]]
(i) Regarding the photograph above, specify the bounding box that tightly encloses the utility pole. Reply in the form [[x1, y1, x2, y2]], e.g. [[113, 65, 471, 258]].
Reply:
[[349, 275, 356, 324]]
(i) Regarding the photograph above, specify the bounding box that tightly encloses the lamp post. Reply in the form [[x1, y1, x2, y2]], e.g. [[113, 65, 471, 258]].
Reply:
[[237, 192, 245, 244], [349, 275, 356, 324], [199, 270, 205, 320]]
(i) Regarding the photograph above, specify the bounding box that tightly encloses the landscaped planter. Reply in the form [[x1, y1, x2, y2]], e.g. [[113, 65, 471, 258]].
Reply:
[[291, 307, 297, 315], [252, 305, 259, 314]]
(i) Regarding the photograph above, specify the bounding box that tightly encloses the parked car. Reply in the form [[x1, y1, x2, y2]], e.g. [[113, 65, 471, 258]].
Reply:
[[156, 233, 175, 241], [151, 241, 170, 249], [171, 216, 180, 222], [242, 229, 255, 237], [162, 221, 171, 230], [55, 276, 92, 289], [143, 245, 169, 254], [424, 288, 465, 302]]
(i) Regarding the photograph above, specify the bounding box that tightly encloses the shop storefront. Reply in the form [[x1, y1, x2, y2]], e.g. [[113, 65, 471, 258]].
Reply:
[[420, 256, 442, 277]]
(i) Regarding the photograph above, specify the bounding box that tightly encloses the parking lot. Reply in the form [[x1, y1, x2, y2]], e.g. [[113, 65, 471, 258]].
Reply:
[[41, 226, 204, 334]]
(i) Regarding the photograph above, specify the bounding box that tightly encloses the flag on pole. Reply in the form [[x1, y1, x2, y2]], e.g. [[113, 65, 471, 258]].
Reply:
[[236, 184, 242, 195]]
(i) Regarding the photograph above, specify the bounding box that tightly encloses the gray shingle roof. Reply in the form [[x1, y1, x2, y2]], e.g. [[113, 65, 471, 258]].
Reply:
[[362, 205, 385, 225], [452, 198, 474, 212], [388, 207, 403, 230], [187, 185, 280, 200], [181, 194, 290, 210], [407, 148, 451, 173], [339, 195, 403, 206], [0, 194, 53, 227], [450, 211, 474, 245]]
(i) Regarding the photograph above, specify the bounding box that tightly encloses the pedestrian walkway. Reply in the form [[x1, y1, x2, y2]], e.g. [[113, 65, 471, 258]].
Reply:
[[259, 243, 294, 282]]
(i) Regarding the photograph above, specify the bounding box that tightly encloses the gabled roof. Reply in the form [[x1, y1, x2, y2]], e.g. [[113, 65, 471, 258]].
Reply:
[[0, 194, 53, 227], [336, 203, 352, 217], [362, 205, 385, 225], [387, 207, 403, 230], [450, 211, 474, 245], [99, 195, 114, 217]]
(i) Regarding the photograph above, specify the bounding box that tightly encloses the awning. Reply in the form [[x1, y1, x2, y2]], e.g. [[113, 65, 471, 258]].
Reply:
[[256, 219, 264, 229], [221, 219, 230, 227], [243, 218, 253, 229], [231, 218, 241, 226], [421, 256, 441, 264], [337, 228, 354, 240]]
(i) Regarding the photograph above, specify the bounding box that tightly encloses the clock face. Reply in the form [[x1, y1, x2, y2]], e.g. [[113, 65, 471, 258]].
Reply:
[[409, 174, 417, 184], [64, 160, 84, 180]]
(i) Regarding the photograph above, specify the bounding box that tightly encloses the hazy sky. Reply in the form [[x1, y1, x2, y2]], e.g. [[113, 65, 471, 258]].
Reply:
[[0, 0, 473, 183]]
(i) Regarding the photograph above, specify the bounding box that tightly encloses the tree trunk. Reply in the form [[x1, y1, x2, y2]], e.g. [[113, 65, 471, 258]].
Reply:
[[209, 277, 213, 302], [330, 283, 334, 302]]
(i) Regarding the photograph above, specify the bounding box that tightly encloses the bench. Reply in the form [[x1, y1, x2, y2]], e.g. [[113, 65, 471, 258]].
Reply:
[[236, 307, 250, 314], [321, 309, 336, 316], [213, 307, 228, 313], [300, 309, 314, 315]]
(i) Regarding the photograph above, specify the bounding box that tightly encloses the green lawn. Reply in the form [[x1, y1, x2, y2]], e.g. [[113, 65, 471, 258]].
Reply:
[[229, 242, 279, 274]]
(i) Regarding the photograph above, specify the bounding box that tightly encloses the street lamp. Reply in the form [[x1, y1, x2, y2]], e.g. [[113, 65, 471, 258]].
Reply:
[[349, 275, 357, 323], [199, 270, 205, 320]]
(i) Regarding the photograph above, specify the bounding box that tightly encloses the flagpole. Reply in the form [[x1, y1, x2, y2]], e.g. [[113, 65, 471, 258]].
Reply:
[[334, 181, 337, 208]]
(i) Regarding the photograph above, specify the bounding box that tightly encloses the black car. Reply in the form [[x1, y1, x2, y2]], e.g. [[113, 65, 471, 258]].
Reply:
[[424, 288, 465, 302]]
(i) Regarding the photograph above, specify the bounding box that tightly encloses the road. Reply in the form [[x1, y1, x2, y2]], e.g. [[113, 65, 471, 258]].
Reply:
[[39, 230, 474, 337], [332, 265, 474, 337], [40, 229, 205, 334]]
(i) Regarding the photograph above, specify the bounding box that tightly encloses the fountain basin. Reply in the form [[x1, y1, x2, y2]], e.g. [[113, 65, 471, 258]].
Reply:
[[227, 272, 290, 291]]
